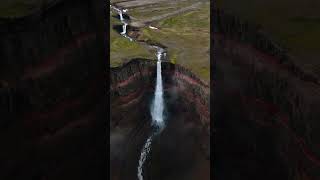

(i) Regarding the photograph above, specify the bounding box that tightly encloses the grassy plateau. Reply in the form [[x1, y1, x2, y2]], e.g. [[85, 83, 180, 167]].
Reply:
[[110, 0, 210, 82]]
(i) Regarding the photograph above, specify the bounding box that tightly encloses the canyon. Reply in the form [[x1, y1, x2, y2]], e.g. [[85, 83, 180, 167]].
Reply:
[[0, 0, 107, 179], [110, 59, 210, 180], [110, 1, 210, 180], [213, 9, 320, 180]]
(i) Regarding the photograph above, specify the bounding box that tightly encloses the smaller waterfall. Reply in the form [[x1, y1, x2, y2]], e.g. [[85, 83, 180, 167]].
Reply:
[[118, 10, 124, 21], [121, 22, 127, 35], [110, 5, 132, 41]]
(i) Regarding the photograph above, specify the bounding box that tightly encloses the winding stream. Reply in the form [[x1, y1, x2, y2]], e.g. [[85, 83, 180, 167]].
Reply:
[[110, 5, 167, 180], [110, 5, 132, 41]]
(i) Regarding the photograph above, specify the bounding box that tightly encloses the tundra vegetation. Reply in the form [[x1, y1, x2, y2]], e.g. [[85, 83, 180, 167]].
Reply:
[[110, 0, 210, 82]]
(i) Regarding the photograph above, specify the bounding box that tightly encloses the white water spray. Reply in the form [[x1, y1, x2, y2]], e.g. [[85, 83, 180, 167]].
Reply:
[[121, 22, 127, 35], [151, 47, 165, 127], [137, 47, 166, 180], [119, 10, 124, 21]]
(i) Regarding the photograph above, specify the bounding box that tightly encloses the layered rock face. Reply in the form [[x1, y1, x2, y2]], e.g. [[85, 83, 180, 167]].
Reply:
[[0, 0, 107, 179], [110, 59, 210, 180], [213, 9, 320, 180]]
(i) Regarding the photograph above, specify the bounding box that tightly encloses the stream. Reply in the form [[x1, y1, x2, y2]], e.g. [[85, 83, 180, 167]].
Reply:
[[110, 5, 133, 41], [110, 5, 167, 180]]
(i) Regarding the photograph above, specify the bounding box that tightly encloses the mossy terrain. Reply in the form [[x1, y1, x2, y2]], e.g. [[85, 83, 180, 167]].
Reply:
[[110, 12, 154, 67], [136, 2, 210, 82], [0, 0, 53, 18], [216, 0, 320, 73], [110, 0, 210, 82]]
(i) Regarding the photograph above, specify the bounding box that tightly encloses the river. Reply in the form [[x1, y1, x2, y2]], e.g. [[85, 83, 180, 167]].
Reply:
[[110, 5, 167, 180]]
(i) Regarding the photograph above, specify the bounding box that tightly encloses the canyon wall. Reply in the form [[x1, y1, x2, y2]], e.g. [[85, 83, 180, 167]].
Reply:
[[110, 59, 210, 179], [110, 59, 209, 135], [214, 9, 320, 180], [0, 0, 107, 179]]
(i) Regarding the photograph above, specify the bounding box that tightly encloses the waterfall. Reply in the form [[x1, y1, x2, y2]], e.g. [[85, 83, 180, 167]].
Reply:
[[119, 10, 124, 21], [137, 47, 166, 180], [151, 48, 165, 127], [110, 5, 132, 41], [111, 4, 166, 179], [121, 22, 127, 35]]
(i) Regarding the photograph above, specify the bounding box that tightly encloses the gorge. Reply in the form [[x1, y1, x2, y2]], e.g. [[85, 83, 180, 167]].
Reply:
[[110, 2, 210, 180], [213, 9, 320, 180], [1, 0, 210, 179], [0, 0, 107, 179]]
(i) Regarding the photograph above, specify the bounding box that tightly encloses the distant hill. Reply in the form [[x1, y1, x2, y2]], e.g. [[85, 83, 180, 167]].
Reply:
[[0, 0, 56, 18]]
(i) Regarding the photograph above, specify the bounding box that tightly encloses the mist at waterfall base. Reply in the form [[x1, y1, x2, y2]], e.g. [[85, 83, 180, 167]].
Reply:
[[137, 47, 167, 180]]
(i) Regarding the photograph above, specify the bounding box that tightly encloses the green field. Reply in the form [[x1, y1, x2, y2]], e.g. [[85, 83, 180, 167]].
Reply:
[[110, 12, 154, 67], [110, 1, 210, 82], [135, 2, 210, 82]]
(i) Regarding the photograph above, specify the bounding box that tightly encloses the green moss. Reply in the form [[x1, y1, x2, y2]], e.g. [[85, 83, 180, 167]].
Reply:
[[138, 2, 210, 82], [168, 49, 179, 64], [110, 15, 153, 67], [110, 1, 210, 82]]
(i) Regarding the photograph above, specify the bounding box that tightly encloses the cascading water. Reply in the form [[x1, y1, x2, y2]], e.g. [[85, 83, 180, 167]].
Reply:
[[151, 47, 165, 127], [110, 5, 132, 41], [137, 47, 166, 180], [111, 5, 166, 179]]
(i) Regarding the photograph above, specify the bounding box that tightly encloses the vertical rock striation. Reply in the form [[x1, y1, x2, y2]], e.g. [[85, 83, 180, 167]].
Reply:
[[110, 59, 210, 179], [214, 8, 320, 180], [0, 0, 107, 179]]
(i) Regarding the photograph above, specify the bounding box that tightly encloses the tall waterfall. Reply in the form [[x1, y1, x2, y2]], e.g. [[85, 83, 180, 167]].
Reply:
[[111, 5, 166, 180], [151, 48, 165, 128], [137, 47, 166, 180]]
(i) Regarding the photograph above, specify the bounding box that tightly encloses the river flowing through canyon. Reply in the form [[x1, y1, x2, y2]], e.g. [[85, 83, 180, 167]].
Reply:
[[110, 5, 167, 180], [138, 46, 166, 180]]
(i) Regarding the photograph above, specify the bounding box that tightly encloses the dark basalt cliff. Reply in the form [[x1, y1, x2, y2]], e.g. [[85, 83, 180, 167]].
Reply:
[[213, 9, 320, 180], [0, 0, 107, 179], [110, 59, 210, 180]]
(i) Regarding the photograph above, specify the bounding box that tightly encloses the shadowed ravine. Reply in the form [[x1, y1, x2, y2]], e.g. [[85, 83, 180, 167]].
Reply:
[[213, 9, 320, 180], [0, 0, 107, 179]]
